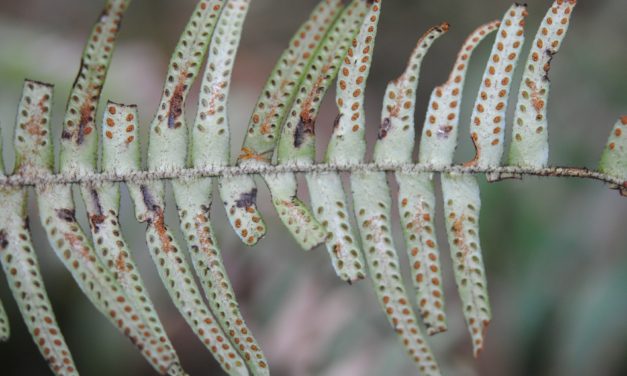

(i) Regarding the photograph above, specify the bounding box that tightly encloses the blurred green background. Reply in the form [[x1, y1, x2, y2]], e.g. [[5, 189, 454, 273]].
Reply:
[[1, 0, 626, 375]]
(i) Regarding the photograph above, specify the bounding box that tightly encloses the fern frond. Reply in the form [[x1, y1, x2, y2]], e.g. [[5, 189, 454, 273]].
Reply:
[[0, 189, 79, 375], [46, 0, 193, 372], [466, 3, 527, 169], [219, 0, 345, 246], [0, 1, 624, 373], [340, 16, 444, 372], [240, 0, 345, 162], [599, 116, 627, 195], [441, 174, 490, 358], [276, 0, 371, 164], [110, 103, 248, 375], [374, 23, 449, 163], [92, 108, 183, 372], [413, 22, 499, 334], [59, 0, 130, 174], [174, 182, 269, 374], [148, 0, 226, 172], [30, 85, 174, 375], [419, 21, 500, 167], [373, 24, 449, 335], [129, 2, 252, 373], [509, 0, 577, 168], [174, 1, 269, 373], [305, 0, 381, 282], [0, 80, 80, 375], [267, 0, 371, 250], [351, 171, 440, 375]]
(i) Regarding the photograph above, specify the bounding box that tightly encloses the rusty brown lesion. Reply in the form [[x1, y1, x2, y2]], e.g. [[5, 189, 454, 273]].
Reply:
[[452, 215, 469, 263], [258, 106, 277, 136], [380, 82, 408, 139], [63, 232, 92, 261], [167, 72, 188, 129], [18, 93, 50, 170], [451, 213, 489, 356], [202, 81, 226, 119], [89, 214, 106, 233], [24, 95, 49, 138], [76, 100, 94, 145], [194, 213, 216, 255], [115, 252, 128, 274], [87, 189, 106, 233], [525, 79, 546, 114], [254, 75, 294, 138], [151, 208, 173, 253], [363, 215, 386, 247], [238, 147, 269, 162]]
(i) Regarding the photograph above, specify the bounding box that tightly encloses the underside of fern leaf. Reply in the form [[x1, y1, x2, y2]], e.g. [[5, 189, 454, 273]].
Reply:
[[509, 0, 577, 168], [307, 0, 382, 283], [267, 0, 372, 251], [0, 0, 625, 375], [374, 22, 451, 335], [466, 3, 527, 170], [218, 0, 345, 246], [599, 116, 627, 195], [416, 21, 500, 337]]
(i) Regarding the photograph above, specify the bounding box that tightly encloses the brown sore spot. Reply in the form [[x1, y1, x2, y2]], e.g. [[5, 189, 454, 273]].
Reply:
[[238, 147, 268, 162], [89, 214, 106, 233], [76, 100, 94, 145], [168, 77, 186, 129], [152, 208, 173, 253], [115, 252, 127, 274]]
